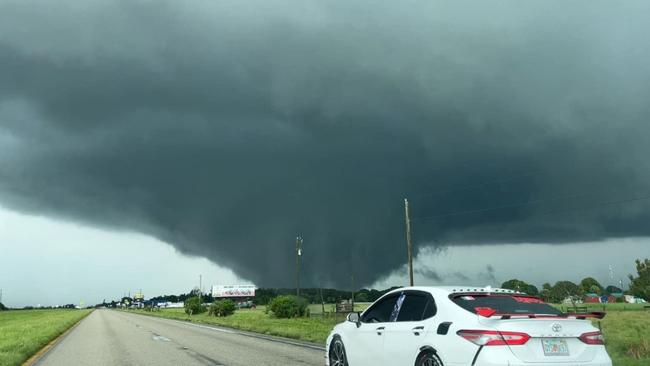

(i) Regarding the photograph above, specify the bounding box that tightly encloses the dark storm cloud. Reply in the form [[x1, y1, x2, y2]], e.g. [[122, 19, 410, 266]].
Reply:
[[1, 0, 650, 287], [452, 272, 470, 282], [484, 265, 497, 284], [416, 268, 442, 282]]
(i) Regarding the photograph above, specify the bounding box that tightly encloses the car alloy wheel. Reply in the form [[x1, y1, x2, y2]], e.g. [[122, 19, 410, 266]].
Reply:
[[417, 351, 443, 366], [329, 338, 348, 366]]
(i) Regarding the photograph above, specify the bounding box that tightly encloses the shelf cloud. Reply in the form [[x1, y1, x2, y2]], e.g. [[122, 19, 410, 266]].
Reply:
[[1, 0, 649, 287]]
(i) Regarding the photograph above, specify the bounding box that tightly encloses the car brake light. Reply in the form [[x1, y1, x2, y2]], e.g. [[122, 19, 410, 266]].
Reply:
[[475, 307, 497, 317], [579, 331, 605, 345], [457, 330, 530, 346]]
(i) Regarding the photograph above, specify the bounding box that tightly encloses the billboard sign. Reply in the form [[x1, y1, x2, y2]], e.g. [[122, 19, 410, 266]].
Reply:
[[212, 285, 256, 298]]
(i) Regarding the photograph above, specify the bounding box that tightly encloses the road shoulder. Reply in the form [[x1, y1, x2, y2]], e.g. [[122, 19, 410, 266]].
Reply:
[[23, 310, 94, 366]]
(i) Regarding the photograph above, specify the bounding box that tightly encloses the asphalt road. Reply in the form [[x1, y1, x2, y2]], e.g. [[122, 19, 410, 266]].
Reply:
[[36, 309, 325, 366]]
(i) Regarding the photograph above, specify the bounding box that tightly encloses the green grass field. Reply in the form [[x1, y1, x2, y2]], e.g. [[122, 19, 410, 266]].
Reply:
[[593, 311, 650, 366], [131, 303, 649, 365], [0, 309, 92, 366]]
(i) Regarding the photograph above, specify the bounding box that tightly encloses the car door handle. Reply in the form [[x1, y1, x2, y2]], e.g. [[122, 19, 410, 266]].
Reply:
[[412, 326, 424, 336], [376, 326, 385, 335]]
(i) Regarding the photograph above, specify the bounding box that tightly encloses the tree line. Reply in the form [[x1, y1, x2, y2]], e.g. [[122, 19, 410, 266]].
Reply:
[[501, 258, 650, 303], [100, 257, 649, 308]]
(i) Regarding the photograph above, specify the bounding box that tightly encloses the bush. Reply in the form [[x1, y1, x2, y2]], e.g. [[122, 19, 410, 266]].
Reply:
[[0, 302, 7, 311], [268, 295, 309, 318], [209, 299, 236, 317], [184, 296, 206, 315]]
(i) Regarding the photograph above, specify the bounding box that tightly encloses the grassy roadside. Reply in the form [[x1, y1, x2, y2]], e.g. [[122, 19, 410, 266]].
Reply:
[[0, 309, 92, 366], [127, 304, 370, 344], [590, 311, 650, 366], [131, 308, 336, 343]]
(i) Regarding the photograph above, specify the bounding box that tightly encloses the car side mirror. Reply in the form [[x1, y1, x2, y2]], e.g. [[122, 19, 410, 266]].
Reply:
[[347, 312, 361, 328]]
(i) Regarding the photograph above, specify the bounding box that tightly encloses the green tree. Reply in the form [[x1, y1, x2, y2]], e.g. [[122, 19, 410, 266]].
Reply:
[[268, 295, 309, 318], [579, 277, 603, 295], [0, 302, 7, 311], [208, 299, 236, 317], [548, 281, 582, 303], [501, 279, 539, 295], [629, 258, 650, 301], [184, 296, 206, 315], [355, 292, 369, 302], [604, 285, 623, 295]]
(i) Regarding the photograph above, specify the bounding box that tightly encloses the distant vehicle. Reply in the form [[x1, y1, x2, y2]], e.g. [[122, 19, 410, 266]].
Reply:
[[235, 300, 255, 309], [325, 286, 612, 366]]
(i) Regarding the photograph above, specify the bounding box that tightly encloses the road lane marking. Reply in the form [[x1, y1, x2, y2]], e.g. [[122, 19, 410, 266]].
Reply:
[[123, 311, 326, 351], [152, 334, 171, 342]]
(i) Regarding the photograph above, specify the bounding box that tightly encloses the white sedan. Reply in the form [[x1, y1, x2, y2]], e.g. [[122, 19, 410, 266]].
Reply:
[[325, 286, 612, 366]]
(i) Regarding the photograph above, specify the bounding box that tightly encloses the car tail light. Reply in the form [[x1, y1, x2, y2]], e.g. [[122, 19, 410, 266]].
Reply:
[[457, 330, 530, 346], [579, 331, 605, 345]]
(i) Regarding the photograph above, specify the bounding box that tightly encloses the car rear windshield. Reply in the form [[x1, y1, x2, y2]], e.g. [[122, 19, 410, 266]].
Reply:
[[451, 294, 563, 316]]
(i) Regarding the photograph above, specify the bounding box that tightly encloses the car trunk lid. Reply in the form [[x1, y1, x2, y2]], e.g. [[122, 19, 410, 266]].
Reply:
[[479, 317, 600, 363]]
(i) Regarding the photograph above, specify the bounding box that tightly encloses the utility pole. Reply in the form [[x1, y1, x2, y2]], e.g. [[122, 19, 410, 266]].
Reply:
[[351, 274, 355, 311], [404, 198, 414, 286], [319, 285, 325, 315], [199, 274, 202, 304], [296, 235, 303, 296]]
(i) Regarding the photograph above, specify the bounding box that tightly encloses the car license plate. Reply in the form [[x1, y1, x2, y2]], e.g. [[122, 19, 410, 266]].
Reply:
[[542, 338, 570, 356]]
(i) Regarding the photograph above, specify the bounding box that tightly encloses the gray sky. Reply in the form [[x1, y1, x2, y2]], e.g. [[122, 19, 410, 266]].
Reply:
[[0, 205, 645, 307], [1, 1, 650, 305], [0, 206, 248, 308]]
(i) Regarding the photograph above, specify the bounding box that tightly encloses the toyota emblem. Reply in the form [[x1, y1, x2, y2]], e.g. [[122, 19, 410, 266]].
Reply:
[[551, 323, 562, 333]]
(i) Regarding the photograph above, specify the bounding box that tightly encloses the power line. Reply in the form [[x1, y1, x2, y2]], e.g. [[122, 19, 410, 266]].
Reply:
[[409, 161, 650, 202], [409, 169, 543, 199], [414, 192, 650, 222], [531, 194, 650, 218], [412, 184, 649, 221]]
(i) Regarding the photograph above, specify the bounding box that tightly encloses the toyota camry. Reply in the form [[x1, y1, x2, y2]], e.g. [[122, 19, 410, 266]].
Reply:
[[325, 286, 612, 366]]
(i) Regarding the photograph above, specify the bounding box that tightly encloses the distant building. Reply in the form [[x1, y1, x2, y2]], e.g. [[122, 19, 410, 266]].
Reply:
[[623, 295, 646, 304], [584, 293, 600, 303]]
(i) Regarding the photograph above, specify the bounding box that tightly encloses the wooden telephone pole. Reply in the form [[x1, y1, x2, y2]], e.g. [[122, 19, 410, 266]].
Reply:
[[404, 198, 414, 286]]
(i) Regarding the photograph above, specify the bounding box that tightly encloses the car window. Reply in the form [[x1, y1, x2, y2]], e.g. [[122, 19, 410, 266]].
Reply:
[[422, 296, 437, 319], [361, 295, 397, 323], [396, 293, 436, 322], [451, 295, 563, 315]]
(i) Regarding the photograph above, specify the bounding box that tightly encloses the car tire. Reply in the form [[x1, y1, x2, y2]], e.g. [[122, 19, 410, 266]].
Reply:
[[329, 336, 349, 366], [415, 350, 443, 366]]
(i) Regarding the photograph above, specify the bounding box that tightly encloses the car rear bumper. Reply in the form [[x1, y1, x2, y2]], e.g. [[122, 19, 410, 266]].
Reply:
[[474, 362, 612, 366], [470, 346, 612, 366]]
